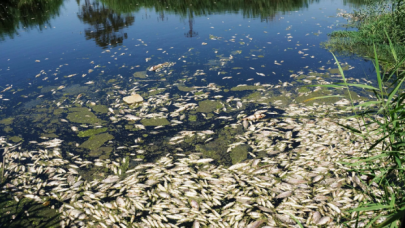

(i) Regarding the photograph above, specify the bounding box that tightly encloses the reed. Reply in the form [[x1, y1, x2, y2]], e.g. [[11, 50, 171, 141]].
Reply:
[[309, 44, 405, 226]]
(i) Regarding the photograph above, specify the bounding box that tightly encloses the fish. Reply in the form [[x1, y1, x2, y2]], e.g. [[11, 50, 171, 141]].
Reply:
[[1, 85, 12, 93], [242, 113, 266, 121]]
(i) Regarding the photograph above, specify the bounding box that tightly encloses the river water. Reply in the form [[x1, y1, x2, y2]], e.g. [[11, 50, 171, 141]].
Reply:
[[0, 0, 376, 166], [0, 0, 377, 164], [0, 0, 377, 226]]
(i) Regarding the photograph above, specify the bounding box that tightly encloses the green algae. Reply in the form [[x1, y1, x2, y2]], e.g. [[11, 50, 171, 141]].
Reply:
[[295, 90, 338, 105], [148, 89, 166, 96], [125, 124, 134, 130], [67, 107, 103, 124], [296, 75, 307, 80], [64, 85, 88, 95], [0, 118, 14, 125], [328, 65, 349, 74], [243, 91, 273, 104], [91, 105, 108, 114], [196, 125, 245, 166], [141, 118, 170, 126], [266, 94, 292, 106], [41, 133, 58, 138], [3, 126, 12, 133], [298, 86, 311, 93], [244, 92, 262, 100], [8, 136, 22, 143], [188, 115, 197, 122], [133, 71, 147, 78], [78, 128, 108, 137], [89, 146, 113, 158], [177, 85, 194, 92], [107, 79, 116, 84], [40, 86, 58, 93], [196, 100, 223, 113], [80, 133, 114, 150], [230, 85, 263, 91], [231, 50, 242, 55], [53, 108, 65, 115], [230, 144, 249, 164]]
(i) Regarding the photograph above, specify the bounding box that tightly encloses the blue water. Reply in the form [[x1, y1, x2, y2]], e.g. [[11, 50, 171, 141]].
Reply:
[[0, 0, 375, 152]]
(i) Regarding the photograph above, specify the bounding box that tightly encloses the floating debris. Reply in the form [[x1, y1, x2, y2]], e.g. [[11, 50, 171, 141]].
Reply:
[[123, 94, 143, 104]]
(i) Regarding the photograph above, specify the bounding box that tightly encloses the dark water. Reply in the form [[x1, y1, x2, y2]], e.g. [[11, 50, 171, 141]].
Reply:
[[0, 0, 375, 160], [1, 0, 371, 85]]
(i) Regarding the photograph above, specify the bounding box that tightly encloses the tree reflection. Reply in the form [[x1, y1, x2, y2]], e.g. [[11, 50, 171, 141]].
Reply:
[[100, 0, 322, 20], [184, 9, 198, 38], [77, 0, 135, 48], [0, 0, 63, 41]]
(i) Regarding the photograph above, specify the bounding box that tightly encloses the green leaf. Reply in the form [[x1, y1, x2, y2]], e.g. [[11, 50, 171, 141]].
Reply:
[[385, 29, 398, 62], [373, 44, 383, 94], [286, 213, 304, 228], [354, 101, 381, 108], [334, 83, 380, 90], [303, 95, 343, 103], [366, 214, 383, 228], [375, 210, 405, 228], [335, 122, 362, 133], [350, 204, 393, 212]]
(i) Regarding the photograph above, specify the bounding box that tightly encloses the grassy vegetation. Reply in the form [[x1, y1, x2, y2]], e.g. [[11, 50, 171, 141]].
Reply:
[[323, 0, 405, 71], [310, 45, 405, 226]]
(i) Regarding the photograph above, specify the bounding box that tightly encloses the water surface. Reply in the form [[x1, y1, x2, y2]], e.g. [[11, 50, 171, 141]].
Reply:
[[0, 0, 373, 164]]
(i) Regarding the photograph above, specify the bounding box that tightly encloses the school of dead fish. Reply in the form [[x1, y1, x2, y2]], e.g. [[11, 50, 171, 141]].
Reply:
[[0, 99, 387, 227]]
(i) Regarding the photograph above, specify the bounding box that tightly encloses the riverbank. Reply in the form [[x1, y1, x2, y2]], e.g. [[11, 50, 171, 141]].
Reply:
[[324, 1, 405, 71]]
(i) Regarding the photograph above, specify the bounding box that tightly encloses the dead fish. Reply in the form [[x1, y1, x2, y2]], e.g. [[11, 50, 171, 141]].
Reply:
[[243, 113, 265, 121], [317, 216, 332, 225], [246, 220, 265, 228], [276, 191, 292, 199], [75, 94, 83, 101], [243, 120, 249, 129], [148, 62, 168, 71], [312, 211, 321, 224], [1, 85, 12, 93]]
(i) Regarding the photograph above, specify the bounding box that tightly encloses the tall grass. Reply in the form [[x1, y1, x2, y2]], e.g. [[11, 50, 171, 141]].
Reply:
[[309, 44, 405, 227], [323, 0, 405, 71]]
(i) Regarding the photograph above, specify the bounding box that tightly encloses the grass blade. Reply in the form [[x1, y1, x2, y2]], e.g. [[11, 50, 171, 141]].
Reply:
[[385, 29, 398, 62], [303, 95, 342, 103], [287, 213, 304, 228], [334, 83, 380, 90], [350, 204, 393, 212]]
